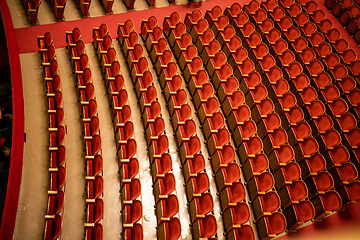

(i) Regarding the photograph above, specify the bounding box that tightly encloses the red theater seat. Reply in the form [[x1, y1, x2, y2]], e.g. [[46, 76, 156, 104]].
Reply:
[[193, 83, 214, 110], [120, 157, 139, 186], [329, 98, 349, 117], [186, 172, 210, 200], [122, 200, 142, 227], [118, 139, 136, 165], [121, 178, 141, 205], [85, 199, 103, 226], [220, 182, 246, 210], [44, 215, 63, 240], [243, 154, 269, 180], [115, 121, 134, 150], [157, 217, 181, 240], [207, 5, 224, 24], [156, 194, 179, 224], [233, 120, 257, 147], [207, 129, 230, 155], [284, 200, 315, 230], [185, 8, 203, 30], [274, 162, 301, 189], [312, 191, 341, 220], [87, 175, 103, 202], [175, 119, 196, 146], [46, 190, 65, 217], [168, 89, 187, 117], [189, 192, 214, 222], [268, 144, 294, 170], [148, 134, 169, 163], [215, 162, 241, 190], [163, 12, 181, 37], [171, 103, 192, 131], [223, 202, 250, 231], [225, 3, 241, 19], [153, 173, 176, 203], [202, 112, 225, 140], [85, 223, 103, 240], [337, 181, 360, 206], [114, 104, 131, 133], [227, 225, 255, 240], [151, 153, 172, 182], [341, 49, 357, 65], [123, 223, 143, 240], [192, 214, 217, 239], [253, 191, 280, 219], [145, 117, 165, 145], [247, 171, 274, 200], [211, 145, 236, 172], [183, 153, 205, 182], [256, 212, 286, 240]]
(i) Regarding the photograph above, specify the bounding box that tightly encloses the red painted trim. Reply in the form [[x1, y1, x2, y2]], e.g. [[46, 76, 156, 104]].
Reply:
[[0, 0, 24, 239]]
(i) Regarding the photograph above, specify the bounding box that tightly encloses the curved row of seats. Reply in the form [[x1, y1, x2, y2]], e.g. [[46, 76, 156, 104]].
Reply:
[[245, 0, 346, 223], [22, 0, 201, 24], [204, 3, 317, 232], [277, 0, 360, 206], [281, 0, 360, 207], [186, 8, 291, 239], [180, 6, 298, 238], [117, 20, 182, 239], [253, 0, 342, 220], [326, 0, 360, 43], [38, 32, 66, 240], [65, 28, 104, 240], [23, 0, 114, 24], [92, 24, 144, 239], [141, 16, 220, 239], [259, 0, 360, 218]]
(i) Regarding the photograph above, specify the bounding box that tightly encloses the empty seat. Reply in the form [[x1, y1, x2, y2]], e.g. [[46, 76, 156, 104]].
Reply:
[[155, 194, 179, 225], [215, 162, 241, 191], [153, 173, 176, 203], [85, 223, 103, 240], [220, 182, 246, 210], [85, 199, 104, 227], [122, 200, 142, 227], [299, 154, 326, 178], [274, 162, 301, 189], [256, 212, 286, 240], [120, 157, 139, 187], [186, 172, 210, 200], [118, 139, 137, 164], [252, 191, 281, 219], [211, 144, 236, 172], [157, 217, 181, 240], [238, 136, 263, 160], [311, 191, 342, 220], [151, 153, 172, 182], [227, 225, 255, 240], [283, 200, 315, 230], [148, 135, 169, 163], [183, 154, 205, 182], [207, 129, 230, 155], [123, 223, 143, 240], [189, 192, 214, 222], [247, 171, 274, 200], [121, 178, 141, 204], [202, 112, 225, 140], [175, 119, 196, 147], [192, 214, 217, 239], [44, 215, 62, 240]]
